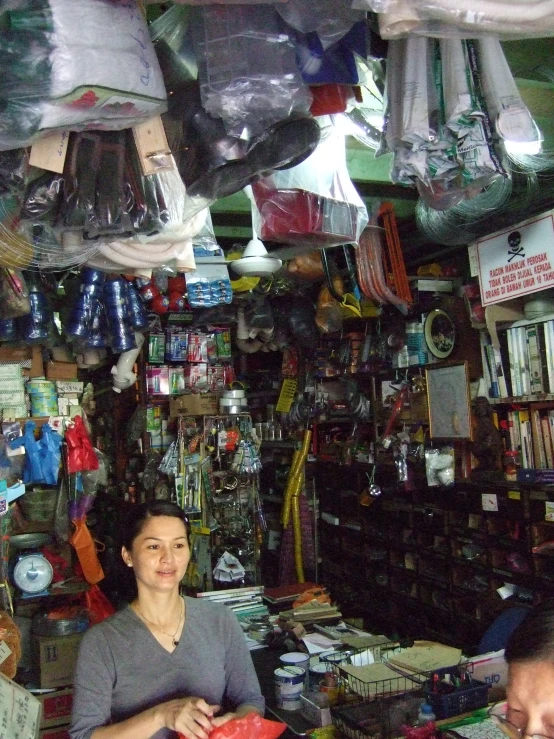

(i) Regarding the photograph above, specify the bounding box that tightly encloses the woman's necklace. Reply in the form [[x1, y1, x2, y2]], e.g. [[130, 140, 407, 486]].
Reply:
[[134, 597, 185, 647]]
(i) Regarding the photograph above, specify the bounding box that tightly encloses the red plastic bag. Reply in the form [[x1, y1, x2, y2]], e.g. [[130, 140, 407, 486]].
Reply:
[[179, 714, 286, 739], [65, 416, 99, 474], [83, 584, 115, 625]]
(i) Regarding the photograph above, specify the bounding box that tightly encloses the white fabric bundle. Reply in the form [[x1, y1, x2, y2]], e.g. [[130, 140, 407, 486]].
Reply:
[[355, 0, 554, 38]]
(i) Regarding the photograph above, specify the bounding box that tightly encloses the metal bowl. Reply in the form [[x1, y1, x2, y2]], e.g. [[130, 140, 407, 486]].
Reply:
[[9, 533, 52, 550]]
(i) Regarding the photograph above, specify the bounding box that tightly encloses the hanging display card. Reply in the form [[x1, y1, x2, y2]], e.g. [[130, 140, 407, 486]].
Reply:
[[0, 673, 41, 739]]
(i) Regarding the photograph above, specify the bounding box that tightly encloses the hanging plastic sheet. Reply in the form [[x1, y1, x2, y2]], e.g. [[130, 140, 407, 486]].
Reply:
[[0, 0, 167, 150], [190, 4, 312, 138], [250, 118, 368, 248], [356, 0, 554, 39]]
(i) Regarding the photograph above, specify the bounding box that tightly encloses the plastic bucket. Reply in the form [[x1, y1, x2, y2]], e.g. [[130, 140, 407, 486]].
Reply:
[[274, 666, 305, 711]]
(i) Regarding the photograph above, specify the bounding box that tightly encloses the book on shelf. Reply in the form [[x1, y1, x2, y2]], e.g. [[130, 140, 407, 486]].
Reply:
[[531, 409, 547, 469], [541, 416, 554, 468], [526, 325, 545, 395], [518, 327, 532, 396]]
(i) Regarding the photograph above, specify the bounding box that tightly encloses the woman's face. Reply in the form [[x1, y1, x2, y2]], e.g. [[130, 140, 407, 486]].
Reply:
[[122, 515, 190, 595], [507, 660, 554, 738]]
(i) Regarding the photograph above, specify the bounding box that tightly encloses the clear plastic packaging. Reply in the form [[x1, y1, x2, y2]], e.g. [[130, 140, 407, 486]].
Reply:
[[250, 118, 368, 247], [190, 4, 311, 137], [275, 0, 365, 51], [0, 0, 167, 151], [357, 0, 554, 39]]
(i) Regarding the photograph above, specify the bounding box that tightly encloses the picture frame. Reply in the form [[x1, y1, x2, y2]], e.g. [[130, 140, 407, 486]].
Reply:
[[425, 361, 472, 440]]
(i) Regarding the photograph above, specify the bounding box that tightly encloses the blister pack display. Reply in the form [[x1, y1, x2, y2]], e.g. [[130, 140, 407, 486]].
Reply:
[[0, 0, 167, 150]]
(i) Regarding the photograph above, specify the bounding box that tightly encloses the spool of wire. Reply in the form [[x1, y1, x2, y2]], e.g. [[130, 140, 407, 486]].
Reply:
[[81, 268, 105, 285], [126, 284, 148, 329]]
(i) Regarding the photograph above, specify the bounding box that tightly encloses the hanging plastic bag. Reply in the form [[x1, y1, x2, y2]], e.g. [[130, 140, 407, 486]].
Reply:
[[10, 420, 45, 485], [0, 0, 167, 151], [178, 714, 286, 739], [276, 0, 365, 51], [70, 518, 104, 584], [64, 416, 99, 474], [82, 583, 115, 625], [190, 4, 311, 137], [38, 423, 62, 486], [250, 118, 368, 247]]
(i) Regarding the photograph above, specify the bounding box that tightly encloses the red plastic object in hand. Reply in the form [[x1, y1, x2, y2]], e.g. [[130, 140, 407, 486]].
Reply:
[[178, 714, 286, 739]]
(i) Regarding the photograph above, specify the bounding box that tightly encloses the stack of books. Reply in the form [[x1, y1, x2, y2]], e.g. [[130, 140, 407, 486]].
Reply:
[[278, 603, 342, 626], [196, 586, 269, 622]]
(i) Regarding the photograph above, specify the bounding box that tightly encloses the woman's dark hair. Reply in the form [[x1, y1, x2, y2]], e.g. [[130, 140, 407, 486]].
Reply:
[[121, 500, 190, 551], [505, 601, 554, 663]]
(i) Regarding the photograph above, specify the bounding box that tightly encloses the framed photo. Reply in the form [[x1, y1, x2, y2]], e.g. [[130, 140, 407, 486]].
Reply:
[[425, 361, 472, 440]]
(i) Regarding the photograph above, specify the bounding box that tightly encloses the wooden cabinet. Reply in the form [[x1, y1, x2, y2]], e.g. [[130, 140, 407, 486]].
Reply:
[[318, 475, 554, 654]]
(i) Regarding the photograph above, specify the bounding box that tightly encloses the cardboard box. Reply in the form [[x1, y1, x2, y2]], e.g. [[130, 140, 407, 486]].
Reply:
[[36, 688, 73, 728], [32, 633, 84, 689], [45, 362, 78, 381], [39, 725, 70, 739], [0, 345, 43, 378], [169, 393, 219, 417], [470, 650, 508, 702]]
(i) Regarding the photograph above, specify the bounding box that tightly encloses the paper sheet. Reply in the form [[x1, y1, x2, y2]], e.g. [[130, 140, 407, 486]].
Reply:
[[388, 641, 462, 672], [0, 673, 41, 739], [302, 633, 342, 655], [447, 717, 505, 739]]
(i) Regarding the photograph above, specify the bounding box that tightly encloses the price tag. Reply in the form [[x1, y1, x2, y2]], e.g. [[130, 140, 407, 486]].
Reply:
[[508, 490, 521, 500], [29, 130, 69, 173], [482, 493, 499, 512], [132, 116, 174, 176], [0, 640, 12, 665], [545, 501, 554, 522]]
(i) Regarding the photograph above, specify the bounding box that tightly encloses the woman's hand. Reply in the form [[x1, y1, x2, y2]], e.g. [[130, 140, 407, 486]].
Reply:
[[161, 697, 220, 739], [210, 712, 237, 728]]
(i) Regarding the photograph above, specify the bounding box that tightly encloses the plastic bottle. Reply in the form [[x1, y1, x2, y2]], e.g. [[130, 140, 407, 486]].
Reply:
[[417, 703, 436, 726]]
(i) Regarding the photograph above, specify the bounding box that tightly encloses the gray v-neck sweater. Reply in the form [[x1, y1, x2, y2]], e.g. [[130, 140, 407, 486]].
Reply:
[[70, 597, 265, 739]]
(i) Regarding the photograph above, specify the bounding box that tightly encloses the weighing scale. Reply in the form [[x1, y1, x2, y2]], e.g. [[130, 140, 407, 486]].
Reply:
[[9, 533, 53, 597]]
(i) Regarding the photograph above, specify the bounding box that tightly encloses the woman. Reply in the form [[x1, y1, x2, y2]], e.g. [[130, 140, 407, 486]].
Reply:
[[491, 601, 554, 739], [70, 501, 264, 739]]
